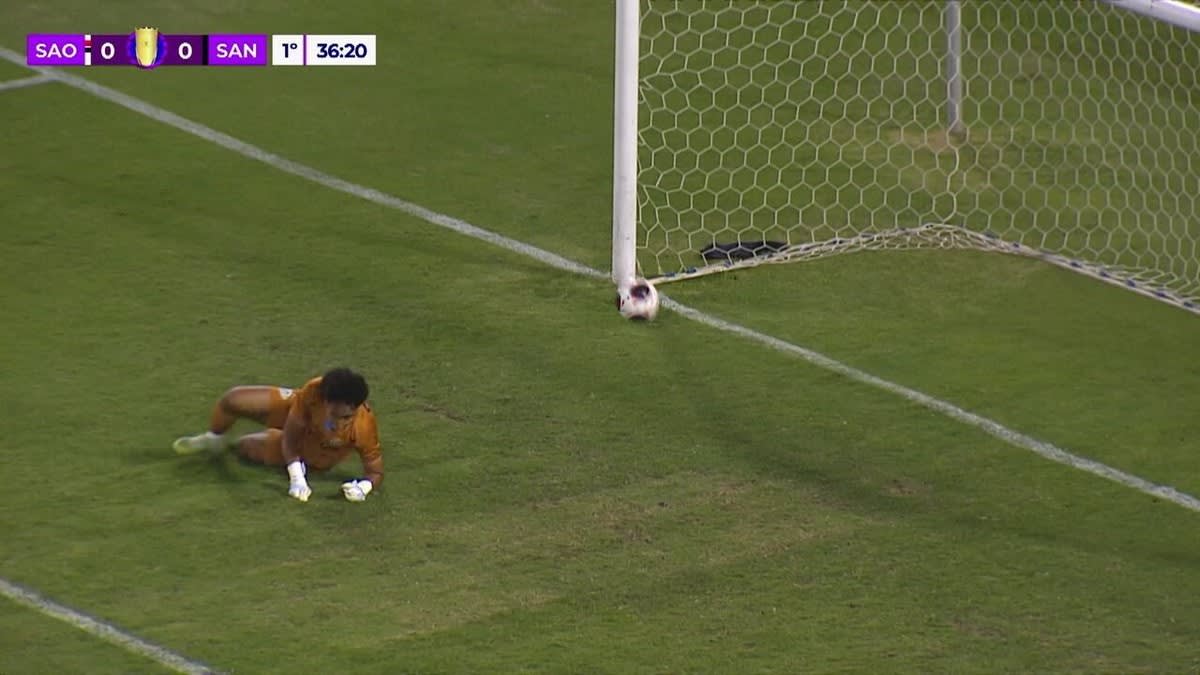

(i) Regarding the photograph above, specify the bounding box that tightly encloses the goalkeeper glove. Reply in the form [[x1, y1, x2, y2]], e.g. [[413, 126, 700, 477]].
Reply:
[[286, 460, 312, 502], [341, 479, 373, 502]]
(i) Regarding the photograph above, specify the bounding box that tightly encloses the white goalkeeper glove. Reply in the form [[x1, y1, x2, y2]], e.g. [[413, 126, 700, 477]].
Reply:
[[341, 479, 373, 502], [286, 460, 312, 502]]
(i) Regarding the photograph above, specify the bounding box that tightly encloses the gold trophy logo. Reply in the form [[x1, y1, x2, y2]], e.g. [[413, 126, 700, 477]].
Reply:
[[133, 27, 160, 67]]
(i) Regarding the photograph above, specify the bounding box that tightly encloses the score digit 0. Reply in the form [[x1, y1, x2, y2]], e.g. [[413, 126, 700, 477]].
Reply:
[[163, 35, 205, 66]]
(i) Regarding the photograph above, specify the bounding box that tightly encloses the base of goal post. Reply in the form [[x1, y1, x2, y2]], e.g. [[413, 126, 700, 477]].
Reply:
[[646, 223, 1200, 316]]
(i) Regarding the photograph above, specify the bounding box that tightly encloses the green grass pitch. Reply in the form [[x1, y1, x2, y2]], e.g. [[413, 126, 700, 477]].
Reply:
[[1, 1, 1199, 673]]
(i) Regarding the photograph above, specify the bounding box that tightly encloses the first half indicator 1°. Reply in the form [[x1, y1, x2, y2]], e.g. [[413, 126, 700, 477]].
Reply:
[[272, 35, 304, 66]]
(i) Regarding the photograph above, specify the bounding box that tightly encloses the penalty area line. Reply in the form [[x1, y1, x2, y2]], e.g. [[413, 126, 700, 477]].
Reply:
[[0, 578, 221, 675], [0, 73, 53, 92]]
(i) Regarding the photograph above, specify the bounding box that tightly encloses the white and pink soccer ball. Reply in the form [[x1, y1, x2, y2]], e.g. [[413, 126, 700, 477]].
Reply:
[[615, 279, 660, 321]]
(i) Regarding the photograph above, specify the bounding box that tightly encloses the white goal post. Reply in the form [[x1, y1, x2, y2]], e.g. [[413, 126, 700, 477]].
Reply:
[[612, 0, 1200, 315]]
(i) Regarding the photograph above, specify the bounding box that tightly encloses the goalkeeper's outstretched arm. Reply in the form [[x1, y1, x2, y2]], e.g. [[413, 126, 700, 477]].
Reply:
[[282, 409, 312, 502], [281, 408, 307, 466]]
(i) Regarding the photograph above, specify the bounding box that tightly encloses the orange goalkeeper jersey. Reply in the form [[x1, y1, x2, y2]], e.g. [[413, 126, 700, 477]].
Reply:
[[286, 376, 384, 485]]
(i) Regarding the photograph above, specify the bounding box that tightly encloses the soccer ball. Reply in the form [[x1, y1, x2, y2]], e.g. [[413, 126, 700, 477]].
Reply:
[[615, 279, 660, 321]]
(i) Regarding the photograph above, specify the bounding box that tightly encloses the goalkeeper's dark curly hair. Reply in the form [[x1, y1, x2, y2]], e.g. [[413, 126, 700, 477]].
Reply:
[[319, 367, 370, 407]]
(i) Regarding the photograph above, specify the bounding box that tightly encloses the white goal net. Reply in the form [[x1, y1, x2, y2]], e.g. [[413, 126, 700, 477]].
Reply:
[[616, 0, 1200, 313]]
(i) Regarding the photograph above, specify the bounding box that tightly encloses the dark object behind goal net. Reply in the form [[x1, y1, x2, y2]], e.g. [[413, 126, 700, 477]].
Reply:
[[700, 241, 789, 262]]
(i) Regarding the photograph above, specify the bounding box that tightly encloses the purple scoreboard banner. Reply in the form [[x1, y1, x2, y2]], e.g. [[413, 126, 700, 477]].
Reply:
[[26, 32, 268, 67], [25, 32, 374, 67]]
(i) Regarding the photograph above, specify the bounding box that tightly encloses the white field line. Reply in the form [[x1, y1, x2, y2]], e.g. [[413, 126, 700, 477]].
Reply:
[[1, 40, 1198, 672], [0, 73, 52, 91], [0, 578, 219, 674]]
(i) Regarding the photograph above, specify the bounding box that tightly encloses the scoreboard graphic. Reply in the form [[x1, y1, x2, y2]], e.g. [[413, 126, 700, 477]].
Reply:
[[26, 29, 377, 67]]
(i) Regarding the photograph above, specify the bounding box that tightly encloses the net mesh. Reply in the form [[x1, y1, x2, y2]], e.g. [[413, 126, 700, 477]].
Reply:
[[636, 0, 1200, 311]]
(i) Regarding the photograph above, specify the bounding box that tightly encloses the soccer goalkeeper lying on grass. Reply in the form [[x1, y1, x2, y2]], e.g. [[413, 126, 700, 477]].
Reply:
[[173, 367, 383, 503]]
